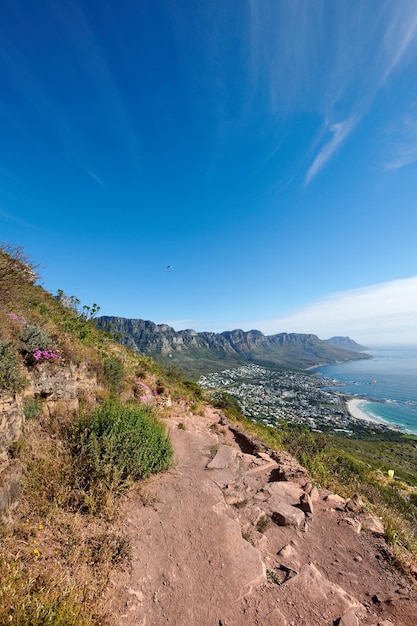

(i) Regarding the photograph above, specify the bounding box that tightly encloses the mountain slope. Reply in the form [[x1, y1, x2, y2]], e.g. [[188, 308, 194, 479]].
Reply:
[[325, 336, 369, 351], [96, 316, 371, 374]]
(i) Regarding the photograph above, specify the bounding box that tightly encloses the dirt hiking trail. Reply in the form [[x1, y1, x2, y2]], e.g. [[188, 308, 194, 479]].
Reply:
[[103, 405, 417, 626]]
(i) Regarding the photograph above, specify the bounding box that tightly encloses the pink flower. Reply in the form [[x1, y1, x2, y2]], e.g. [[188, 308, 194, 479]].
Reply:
[[32, 349, 59, 362], [8, 313, 27, 324]]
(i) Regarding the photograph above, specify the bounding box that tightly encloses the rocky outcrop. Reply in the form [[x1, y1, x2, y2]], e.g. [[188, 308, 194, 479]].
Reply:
[[0, 394, 23, 475], [0, 360, 100, 514], [28, 361, 98, 415], [96, 316, 371, 373]]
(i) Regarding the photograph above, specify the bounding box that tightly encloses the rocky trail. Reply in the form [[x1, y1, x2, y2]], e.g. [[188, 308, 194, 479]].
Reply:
[[103, 406, 417, 626]]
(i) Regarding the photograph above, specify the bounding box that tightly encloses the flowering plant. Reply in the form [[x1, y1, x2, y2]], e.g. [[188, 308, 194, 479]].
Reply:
[[32, 349, 65, 365], [32, 349, 59, 361], [8, 312, 27, 324]]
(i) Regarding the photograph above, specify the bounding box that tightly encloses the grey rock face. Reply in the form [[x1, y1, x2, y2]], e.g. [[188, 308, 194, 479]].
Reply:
[[96, 316, 371, 372]]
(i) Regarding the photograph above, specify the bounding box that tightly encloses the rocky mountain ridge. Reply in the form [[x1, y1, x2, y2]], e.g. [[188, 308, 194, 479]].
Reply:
[[96, 316, 371, 374]]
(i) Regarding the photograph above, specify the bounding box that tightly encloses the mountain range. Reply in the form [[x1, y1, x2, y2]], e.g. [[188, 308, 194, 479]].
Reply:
[[325, 336, 369, 352], [96, 316, 371, 376]]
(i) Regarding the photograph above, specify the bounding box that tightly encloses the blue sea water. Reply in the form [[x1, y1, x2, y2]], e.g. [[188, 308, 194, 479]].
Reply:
[[314, 346, 417, 435]]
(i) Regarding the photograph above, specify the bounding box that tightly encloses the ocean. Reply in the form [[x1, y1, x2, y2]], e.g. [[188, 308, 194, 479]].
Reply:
[[314, 346, 417, 435]]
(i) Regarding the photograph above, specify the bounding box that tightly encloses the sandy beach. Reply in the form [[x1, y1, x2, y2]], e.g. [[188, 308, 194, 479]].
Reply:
[[346, 397, 384, 425]]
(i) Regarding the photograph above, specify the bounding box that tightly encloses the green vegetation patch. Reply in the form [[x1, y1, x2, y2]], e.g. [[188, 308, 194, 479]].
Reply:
[[0, 339, 27, 392], [332, 435, 417, 487], [71, 400, 172, 514]]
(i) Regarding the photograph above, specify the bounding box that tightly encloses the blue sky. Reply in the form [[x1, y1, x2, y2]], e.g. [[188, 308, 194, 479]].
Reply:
[[2, 0, 417, 345]]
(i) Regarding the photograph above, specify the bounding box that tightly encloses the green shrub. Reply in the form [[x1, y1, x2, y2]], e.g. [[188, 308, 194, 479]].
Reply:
[[70, 400, 172, 513], [0, 339, 26, 392], [183, 380, 203, 399], [103, 356, 124, 391], [20, 323, 54, 353], [23, 398, 42, 419], [213, 392, 244, 421]]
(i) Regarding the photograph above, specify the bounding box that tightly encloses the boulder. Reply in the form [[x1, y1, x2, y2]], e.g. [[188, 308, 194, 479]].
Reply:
[[345, 494, 364, 514], [336, 609, 360, 625], [207, 445, 238, 470], [270, 449, 310, 485], [277, 543, 301, 570], [309, 486, 320, 502], [361, 513, 385, 536], [286, 563, 365, 617], [325, 493, 347, 506], [299, 492, 314, 515], [267, 481, 305, 506], [278, 543, 297, 560], [270, 500, 305, 528]]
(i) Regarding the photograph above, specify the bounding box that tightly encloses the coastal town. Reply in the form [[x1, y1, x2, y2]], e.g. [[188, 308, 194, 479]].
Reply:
[[199, 364, 394, 437]]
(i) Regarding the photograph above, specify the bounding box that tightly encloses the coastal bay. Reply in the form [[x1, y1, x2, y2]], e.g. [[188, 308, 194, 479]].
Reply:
[[316, 347, 417, 435], [346, 397, 381, 423]]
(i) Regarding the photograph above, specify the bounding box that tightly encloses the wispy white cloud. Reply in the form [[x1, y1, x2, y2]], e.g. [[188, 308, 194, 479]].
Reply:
[[85, 170, 105, 186], [382, 1, 417, 83], [0, 0, 142, 181], [247, 1, 417, 184], [0, 208, 39, 229], [305, 1, 417, 182], [305, 117, 356, 184], [382, 106, 417, 170], [230, 277, 417, 345], [160, 277, 417, 345]]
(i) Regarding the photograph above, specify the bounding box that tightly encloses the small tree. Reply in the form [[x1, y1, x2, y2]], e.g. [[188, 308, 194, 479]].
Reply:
[[56, 290, 100, 321]]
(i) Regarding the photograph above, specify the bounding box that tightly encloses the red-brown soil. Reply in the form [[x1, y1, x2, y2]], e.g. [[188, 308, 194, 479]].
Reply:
[[102, 405, 417, 626]]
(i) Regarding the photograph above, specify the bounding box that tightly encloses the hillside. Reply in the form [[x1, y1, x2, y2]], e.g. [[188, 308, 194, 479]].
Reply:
[[0, 244, 201, 622], [1, 244, 417, 625], [96, 316, 371, 375], [326, 336, 369, 351]]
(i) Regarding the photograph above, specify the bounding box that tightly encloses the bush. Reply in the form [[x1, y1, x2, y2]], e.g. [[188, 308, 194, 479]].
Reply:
[[20, 323, 54, 357], [23, 398, 42, 420], [0, 339, 26, 392], [213, 392, 245, 421], [183, 380, 203, 399], [103, 356, 124, 391], [70, 400, 172, 514]]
